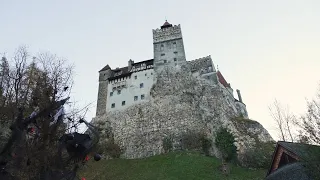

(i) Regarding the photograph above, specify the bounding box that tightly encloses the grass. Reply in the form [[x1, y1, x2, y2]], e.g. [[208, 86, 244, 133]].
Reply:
[[79, 151, 267, 180]]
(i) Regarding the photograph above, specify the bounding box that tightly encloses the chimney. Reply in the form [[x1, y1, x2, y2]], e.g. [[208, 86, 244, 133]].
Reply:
[[128, 59, 134, 71], [236, 89, 243, 103]]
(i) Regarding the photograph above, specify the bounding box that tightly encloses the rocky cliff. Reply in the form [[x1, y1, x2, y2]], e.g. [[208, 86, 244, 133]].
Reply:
[[93, 63, 274, 160]]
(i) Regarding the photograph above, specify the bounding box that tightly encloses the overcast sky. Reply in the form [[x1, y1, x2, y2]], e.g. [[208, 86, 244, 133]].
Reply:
[[1, 0, 320, 140]]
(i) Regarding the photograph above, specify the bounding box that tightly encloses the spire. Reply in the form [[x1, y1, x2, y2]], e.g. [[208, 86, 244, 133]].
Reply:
[[161, 20, 173, 29]]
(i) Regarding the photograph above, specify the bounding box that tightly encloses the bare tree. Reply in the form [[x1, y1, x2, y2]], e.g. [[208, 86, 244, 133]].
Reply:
[[296, 84, 320, 145], [268, 99, 295, 142], [0, 46, 93, 180]]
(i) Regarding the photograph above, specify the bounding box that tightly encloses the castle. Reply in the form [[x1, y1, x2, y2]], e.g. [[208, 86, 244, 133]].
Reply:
[[96, 21, 248, 118], [93, 21, 273, 159]]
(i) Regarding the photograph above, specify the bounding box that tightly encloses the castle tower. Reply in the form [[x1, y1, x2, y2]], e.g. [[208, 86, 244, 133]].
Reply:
[[96, 64, 113, 116], [152, 21, 186, 71]]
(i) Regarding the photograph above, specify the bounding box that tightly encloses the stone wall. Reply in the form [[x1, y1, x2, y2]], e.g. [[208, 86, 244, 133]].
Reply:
[[93, 63, 274, 159]]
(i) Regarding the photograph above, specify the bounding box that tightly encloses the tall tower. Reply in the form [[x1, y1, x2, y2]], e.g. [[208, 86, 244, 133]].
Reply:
[[96, 64, 113, 116], [152, 21, 186, 71]]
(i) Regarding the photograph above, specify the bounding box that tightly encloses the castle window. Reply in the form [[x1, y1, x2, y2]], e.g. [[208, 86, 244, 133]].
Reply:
[[111, 103, 115, 108], [117, 86, 120, 89], [110, 92, 113, 96], [122, 101, 126, 106], [173, 42, 177, 48], [174, 58, 177, 61], [141, 94, 145, 100], [117, 90, 121, 94], [164, 60, 167, 63], [161, 53, 165, 56], [112, 87, 116, 91], [174, 51, 178, 54], [140, 83, 144, 88], [151, 72, 153, 75], [145, 73, 147, 76], [134, 96, 138, 101], [122, 85, 125, 88], [161, 44, 164, 47], [160, 44, 164, 51], [135, 75, 137, 79]]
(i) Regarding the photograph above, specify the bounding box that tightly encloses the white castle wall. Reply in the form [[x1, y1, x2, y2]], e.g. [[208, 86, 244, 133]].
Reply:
[[107, 69, 154, 112]]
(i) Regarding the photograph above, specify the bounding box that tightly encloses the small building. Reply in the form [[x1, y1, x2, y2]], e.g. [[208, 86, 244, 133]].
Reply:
[[266, 141, 320, 180]]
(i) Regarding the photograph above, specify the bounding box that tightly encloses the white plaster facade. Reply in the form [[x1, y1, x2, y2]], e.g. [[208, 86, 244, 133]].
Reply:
[[107, 69, 154, 112]]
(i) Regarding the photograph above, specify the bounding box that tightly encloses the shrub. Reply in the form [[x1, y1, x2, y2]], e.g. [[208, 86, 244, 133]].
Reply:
[[181, 131, 202, 150], [96, 140, 122, 158], [106, 141, 122, 158], [215, 127, 237, 162], [163, 136, 173, 153], [200, 136, 212, 156], [241, 141, 275, 169]]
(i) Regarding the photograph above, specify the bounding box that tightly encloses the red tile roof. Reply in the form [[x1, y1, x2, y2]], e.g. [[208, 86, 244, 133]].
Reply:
[[161, 20, 173, 29], [217, 70, 231, 88], [163, 21, 171, 26]]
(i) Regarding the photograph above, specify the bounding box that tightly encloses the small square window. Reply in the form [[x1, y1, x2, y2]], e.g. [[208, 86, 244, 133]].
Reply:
[[134, 96, 138, 101], [117, 90, 121, 94], [122, 85, 125, 88], [140, 83, 144, 88], [174, 51, 178, 54], [141, 94, 145, 100], [111, 103, 115, 108], [151, 72, 153, 75], [161, 53, 165, 56], [122, 101, 126, 106], [110, 92, 113, 96], [164, 60, 167, 63], [135, 76, 137, 79], [161, 44, 164, 47], [145, 73, 147, 76], [173, 42, 176, 44], [174, 58, 177, 61]]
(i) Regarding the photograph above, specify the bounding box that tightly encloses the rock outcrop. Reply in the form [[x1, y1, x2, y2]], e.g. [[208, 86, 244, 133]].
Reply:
[[93, 63, 274, 159]]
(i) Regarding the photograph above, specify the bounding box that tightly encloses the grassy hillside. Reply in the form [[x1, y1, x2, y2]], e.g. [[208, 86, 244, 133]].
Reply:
[[79, 152, 267, 180]]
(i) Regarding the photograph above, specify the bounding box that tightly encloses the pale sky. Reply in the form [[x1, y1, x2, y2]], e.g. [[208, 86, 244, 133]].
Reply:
[[1, 0, 320, 140]]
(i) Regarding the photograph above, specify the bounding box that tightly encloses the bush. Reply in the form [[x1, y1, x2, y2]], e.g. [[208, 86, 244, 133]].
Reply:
[[106, 142, 122, 158], [163, 136, 173, 153], [200, 136, 212, 156], [180, 131, 212, 155], [96, 140, 122, 158], [215, 127, 237, 162], [241, 141, 275, 169], [181, 131, 202, 150]]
